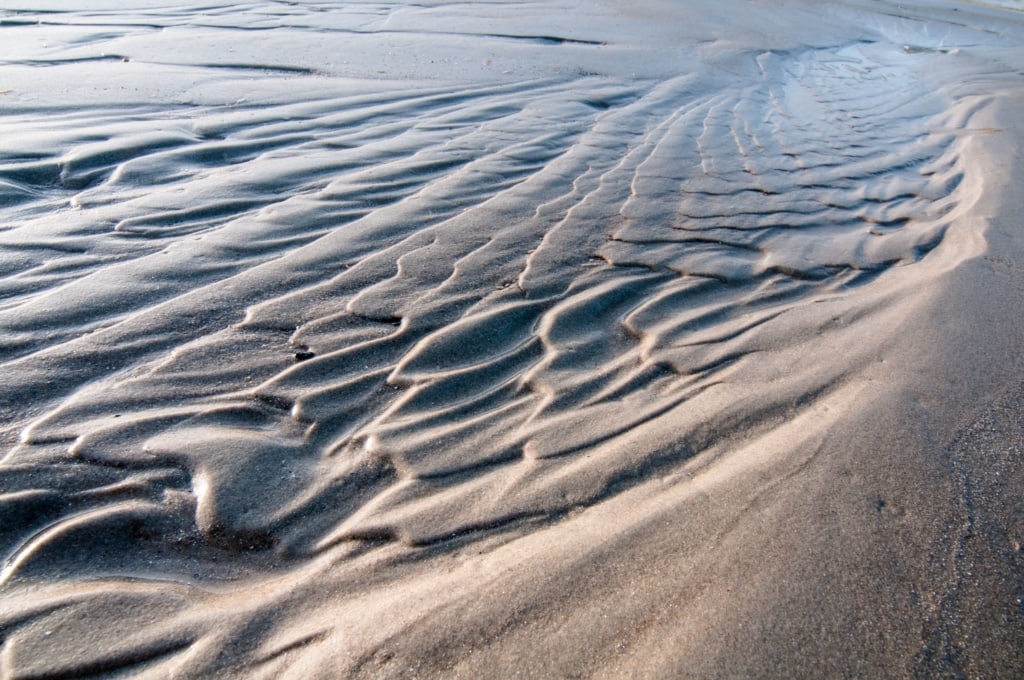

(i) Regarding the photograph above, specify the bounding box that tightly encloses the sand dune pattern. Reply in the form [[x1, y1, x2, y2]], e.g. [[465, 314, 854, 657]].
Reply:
[[0, 1, 1002, 676]]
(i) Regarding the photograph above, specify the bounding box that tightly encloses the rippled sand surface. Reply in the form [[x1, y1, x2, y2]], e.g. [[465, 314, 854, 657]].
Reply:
[[2, 0, 1024, 677]]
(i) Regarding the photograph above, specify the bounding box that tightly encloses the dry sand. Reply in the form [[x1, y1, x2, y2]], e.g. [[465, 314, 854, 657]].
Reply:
[[1, 0, 1023, 677]]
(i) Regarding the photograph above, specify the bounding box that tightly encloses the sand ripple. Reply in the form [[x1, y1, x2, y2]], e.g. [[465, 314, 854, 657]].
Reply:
[[1, 0, 1020, 676]]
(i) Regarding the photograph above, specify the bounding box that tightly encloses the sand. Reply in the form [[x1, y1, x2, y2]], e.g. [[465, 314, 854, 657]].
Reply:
[[1, 0, 1023, 677]]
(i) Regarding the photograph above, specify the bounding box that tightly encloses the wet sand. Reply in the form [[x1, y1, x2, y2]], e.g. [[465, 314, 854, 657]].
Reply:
[[1, 0, 1023, 677]]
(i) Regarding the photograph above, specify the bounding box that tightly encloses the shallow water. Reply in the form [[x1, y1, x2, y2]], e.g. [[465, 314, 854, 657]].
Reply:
[[1, 0, 1022, 676]]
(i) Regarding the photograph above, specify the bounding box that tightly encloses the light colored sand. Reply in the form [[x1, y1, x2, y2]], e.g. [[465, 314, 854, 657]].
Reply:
[[1, 0, 1023, 677]]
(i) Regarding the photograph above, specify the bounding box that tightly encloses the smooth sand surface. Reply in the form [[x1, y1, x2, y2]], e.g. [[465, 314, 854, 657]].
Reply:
[[1, 0, 1023, 677]]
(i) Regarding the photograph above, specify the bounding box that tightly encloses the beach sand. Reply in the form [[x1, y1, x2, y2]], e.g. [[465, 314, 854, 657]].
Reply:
[[1, 0, 1023, 677]]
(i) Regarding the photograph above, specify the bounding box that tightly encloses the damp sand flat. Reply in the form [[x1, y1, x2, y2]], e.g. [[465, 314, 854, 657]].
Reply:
[[1, 0, 1023, 677]]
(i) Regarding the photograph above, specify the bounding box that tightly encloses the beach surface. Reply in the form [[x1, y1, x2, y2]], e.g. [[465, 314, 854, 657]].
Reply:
[[1, 0, 1023, 677]]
